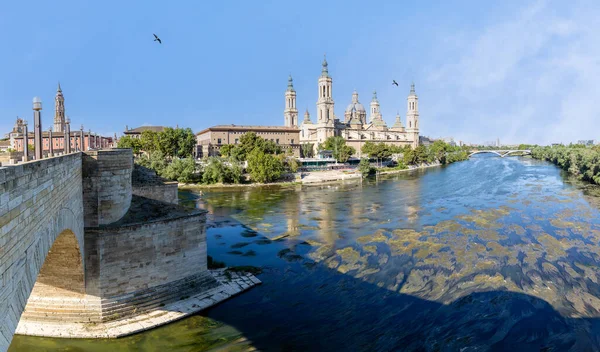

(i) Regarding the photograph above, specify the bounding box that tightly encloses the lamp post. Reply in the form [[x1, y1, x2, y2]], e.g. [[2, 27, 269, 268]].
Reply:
[[33, 97, 43, 160], [80, 125, 85, 151], [48, 127, 53, 157], [22, 120, 29, 162], [65, 116, 71, 154]]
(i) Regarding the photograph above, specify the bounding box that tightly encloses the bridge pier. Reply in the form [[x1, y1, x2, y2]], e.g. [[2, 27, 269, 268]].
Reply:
[[0, 150, 259, 351]]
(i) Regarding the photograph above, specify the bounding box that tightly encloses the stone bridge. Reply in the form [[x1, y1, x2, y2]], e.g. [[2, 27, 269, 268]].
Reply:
[[468, 150, 531, 158], [0, 150, 259, 351]]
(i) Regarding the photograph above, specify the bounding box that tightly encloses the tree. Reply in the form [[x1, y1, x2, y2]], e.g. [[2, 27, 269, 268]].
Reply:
[[161, 157, 199, 183], [202, 157, 227, 184], [403, 148, 417, 165], [220, 144, 234, 158], [155, 127, 196, 158], [140, 130, 160, 153], [230, 132, 282, 161], [287, 157, 300, 173], [117, 136, 142, 155], [358, 158, 375, 177], [175, 127, 196, 158], [247, 148, 284, 183], [301, 143, 315, 158], [361, 142, 376, 158], [321, 136, 355, 163], [414, 144, 429, 164]]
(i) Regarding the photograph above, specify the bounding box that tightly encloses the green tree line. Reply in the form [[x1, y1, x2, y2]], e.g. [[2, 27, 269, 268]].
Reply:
[[135, 131, 298, 184], [532, 145, 600, 185]]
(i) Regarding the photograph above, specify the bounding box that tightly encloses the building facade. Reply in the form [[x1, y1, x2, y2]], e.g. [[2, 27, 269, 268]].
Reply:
[[8, 85, 113, 155], [195, 125, 300, 158], [123, 125, 168, 139], [298, 58, 420, 156]]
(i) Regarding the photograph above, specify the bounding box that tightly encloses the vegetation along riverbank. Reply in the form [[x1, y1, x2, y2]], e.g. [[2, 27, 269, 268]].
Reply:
[[532, 144, 600, 185], [121, 128, 470, 188]]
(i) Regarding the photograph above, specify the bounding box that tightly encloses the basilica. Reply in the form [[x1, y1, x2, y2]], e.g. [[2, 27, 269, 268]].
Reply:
[[285, 57, 420, 154]]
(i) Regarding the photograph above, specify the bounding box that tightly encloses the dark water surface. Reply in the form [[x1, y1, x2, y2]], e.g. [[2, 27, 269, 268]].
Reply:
[[10, 156, 600, 351]]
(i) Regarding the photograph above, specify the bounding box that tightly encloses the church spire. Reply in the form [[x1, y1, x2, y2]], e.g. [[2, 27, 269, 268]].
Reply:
[[287, 75, 294, 91], [321, 54, 329, 77], [409, 82, 416, 95], [57, 82, 62, 93], [303, 108, 312, 124]]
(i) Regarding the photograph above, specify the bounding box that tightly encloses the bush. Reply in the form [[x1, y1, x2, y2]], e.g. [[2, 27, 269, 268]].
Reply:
[[358, 158, 375, 177], [247, 148, 284, 183], [162, 157, 200, 183], [202, 157, 244, 184]]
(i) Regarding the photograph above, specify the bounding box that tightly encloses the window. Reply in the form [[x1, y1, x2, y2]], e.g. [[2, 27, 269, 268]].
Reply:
[[235, 139, 239, 144], [276, 139, 279, 144], [291, 139, 294, 144], [217, 138, 222, 144]]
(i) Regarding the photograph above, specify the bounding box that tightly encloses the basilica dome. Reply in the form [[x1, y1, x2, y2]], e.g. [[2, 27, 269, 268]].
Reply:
[[345, 102, 366, 113], [345, 90, 366, 113]]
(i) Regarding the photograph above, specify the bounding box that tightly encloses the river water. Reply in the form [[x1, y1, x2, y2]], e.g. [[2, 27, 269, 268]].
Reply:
[[10, 155, 600, 351]]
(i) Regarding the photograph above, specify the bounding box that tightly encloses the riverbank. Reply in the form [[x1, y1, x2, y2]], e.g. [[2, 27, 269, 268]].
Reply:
[[179, 162, 446, 189]]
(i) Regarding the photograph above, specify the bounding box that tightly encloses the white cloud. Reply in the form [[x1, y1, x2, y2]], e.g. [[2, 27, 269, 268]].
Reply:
[[425, 0, 600, 145]]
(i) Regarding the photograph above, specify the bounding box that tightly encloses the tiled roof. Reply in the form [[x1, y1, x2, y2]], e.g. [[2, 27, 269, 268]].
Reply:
[[197, 125, 300, 135], [125, 126, 167, 133]]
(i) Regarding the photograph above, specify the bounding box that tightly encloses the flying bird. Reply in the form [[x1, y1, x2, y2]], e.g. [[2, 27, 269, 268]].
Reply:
[[153, 34, 162, 44], [392, 80, 399, 86]]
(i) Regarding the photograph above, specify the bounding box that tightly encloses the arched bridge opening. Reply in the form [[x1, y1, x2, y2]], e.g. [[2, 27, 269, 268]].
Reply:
[[28, 229, 85, 298]]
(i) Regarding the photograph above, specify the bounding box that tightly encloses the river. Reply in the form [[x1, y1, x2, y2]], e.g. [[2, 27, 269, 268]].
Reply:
[[9, 155, 600, 351]]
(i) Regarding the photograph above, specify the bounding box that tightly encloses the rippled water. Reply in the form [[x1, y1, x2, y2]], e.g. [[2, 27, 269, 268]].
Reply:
[[10, 156, 600, 351]]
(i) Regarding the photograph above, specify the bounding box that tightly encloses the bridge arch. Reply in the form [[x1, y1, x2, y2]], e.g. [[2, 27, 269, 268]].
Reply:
[[0, 154, 85, 350], [468, 150, 503, 158], [468, 150, 532, 158], [503, 150, 531, 157]]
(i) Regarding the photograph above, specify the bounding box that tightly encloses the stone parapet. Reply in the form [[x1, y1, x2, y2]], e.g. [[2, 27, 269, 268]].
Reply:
[[0, 153, 84, 351]]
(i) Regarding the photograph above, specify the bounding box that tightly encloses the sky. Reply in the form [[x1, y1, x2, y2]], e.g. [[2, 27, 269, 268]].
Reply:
[[0, 0, 598, 145]]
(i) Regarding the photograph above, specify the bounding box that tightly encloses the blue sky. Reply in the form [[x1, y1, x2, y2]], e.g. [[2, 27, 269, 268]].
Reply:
[[0, 0, 598, 145]]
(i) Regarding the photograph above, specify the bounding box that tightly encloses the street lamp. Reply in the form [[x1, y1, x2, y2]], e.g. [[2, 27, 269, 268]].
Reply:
[[22, 119, 29, 162], [32, 97, 43, 160], [65, 116, 71, 154], [80, 124, 85, 151], [48, 126, 54, 157]]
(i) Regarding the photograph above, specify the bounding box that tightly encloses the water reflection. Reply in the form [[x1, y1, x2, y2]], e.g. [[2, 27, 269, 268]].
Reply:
[[10, 155, 600, 351]]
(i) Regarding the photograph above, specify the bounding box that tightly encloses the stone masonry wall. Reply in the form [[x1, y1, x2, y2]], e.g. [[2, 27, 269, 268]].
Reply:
[[0, 153, 84, 351], [131, 183, 178, 204], [82, 149, 132, 227], [84, 212, 214, 319]]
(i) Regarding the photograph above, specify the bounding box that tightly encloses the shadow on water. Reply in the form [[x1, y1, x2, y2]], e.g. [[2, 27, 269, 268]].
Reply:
[[199, 232, 595, 352]]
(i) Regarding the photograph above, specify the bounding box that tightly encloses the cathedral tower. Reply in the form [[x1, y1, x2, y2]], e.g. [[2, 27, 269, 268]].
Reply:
[[54, 83, 65, 133], [284, 75, 298, 127], [369, 90, 380, 122], [316, 56, 334, 124], [406, 83, 420, 148]]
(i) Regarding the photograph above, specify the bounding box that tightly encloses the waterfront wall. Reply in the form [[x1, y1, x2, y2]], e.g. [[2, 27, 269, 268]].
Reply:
[[132, 182, 178, 204], [0, 153, 84, 350]]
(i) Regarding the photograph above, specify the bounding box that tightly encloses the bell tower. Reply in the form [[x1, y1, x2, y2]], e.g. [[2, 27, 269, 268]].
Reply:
[[54, 83, 65, 133], [316, 55, 334, 124], [284, 75, 298, 127], [406, 82, 420, 148]]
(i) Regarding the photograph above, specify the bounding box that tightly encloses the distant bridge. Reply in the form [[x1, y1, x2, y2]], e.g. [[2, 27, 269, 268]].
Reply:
[[468, 150, 531, 158]]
